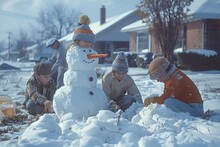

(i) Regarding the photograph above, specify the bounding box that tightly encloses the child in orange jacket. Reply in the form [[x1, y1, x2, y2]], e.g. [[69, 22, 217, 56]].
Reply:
[[144, 57, 204, 117]]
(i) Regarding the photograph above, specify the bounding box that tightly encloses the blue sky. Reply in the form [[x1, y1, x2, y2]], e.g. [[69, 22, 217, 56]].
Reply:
[[0, 0, 139, 41]]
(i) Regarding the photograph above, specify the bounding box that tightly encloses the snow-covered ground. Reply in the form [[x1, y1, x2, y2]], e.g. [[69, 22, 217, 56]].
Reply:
[[0, 61, 220, 147]]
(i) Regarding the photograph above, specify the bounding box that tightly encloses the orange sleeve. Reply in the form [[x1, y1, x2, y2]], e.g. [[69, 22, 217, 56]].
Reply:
[[152, 80, 174, 104], [152, 69, 203, 104]]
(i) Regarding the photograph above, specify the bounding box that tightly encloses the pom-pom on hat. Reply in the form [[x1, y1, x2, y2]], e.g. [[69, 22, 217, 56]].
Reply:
[[112, 52, 129, 72], [72, 15, 95, 43], [148, 57, 170, 80], [46, 38, 57, 48], [34, 63, 52, 75]]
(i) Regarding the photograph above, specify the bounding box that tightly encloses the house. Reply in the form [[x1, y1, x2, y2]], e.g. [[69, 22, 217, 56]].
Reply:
[[121, 20, 151, 53], [121, 0, 220, 55], [60, 6, 141, 63], [184, 0, 220, 54], [121, 19, 162, 55], [0, 49, 19, 61]]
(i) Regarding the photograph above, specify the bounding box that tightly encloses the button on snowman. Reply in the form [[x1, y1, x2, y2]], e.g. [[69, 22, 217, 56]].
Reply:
[[53, 46, 108, 119]]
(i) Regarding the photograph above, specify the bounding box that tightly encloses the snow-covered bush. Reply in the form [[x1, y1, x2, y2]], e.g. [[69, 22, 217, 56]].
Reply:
[[175, 49, 219, 71]]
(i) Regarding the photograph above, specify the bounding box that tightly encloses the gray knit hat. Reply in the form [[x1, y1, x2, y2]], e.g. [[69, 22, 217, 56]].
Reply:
[[112, 52, 128, 72], [72, 15, 95, 43], [34, 63, 51, 75]]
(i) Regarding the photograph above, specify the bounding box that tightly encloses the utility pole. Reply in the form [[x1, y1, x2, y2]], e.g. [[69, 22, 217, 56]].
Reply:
[[8, 32, 11, 60]]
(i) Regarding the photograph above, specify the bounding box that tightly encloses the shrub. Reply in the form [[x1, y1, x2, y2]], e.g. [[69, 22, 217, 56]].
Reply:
[[175, 49, 219, 71]]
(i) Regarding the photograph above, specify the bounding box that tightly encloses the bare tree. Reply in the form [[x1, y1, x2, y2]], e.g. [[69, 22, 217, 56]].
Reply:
[[0, 40, 6, 51], [31, 2, 80, 41], [15, 28, 29, 57], [137, 0, 193, 63]]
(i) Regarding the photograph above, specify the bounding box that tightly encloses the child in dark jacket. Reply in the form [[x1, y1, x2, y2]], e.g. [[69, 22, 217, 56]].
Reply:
[[24, 63, 56, 115]]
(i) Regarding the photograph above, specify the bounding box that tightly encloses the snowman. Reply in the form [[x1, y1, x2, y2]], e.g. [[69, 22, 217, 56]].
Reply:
[[53, 15, 108, 119], [53, 45, 108, 119]]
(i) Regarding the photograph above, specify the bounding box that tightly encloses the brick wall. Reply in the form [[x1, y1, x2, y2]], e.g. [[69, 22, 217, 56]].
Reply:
[[186, 20, 202, 49]]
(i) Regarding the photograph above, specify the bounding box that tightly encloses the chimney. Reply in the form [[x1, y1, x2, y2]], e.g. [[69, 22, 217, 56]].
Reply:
[[100, 5, 106, 25]]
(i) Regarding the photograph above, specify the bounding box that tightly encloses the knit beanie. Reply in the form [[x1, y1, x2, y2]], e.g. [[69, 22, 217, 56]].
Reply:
[[34, 63, 51, 75], [148, 57, 170, 80], [72, 15, 95, 43], [112, 52, 128, 72]]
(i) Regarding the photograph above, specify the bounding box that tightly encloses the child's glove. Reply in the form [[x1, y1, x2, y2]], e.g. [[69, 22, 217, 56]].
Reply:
[[48, 104, 54, 113], [147, 94, 159, 98], [144, 98, 153, 107], [108, 100, 120, 112], [43, 100, 53, 112]]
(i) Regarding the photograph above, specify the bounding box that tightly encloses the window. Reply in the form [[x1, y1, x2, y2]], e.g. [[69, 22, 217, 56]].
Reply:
[[137, 32, 149, 53]]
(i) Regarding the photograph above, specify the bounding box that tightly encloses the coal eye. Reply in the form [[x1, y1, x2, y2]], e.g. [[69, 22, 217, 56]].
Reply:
[[89, 77, 93, 81], [89, 50, 92, 52], [83, 50, 86, 52], [89, 91, 94, 95]]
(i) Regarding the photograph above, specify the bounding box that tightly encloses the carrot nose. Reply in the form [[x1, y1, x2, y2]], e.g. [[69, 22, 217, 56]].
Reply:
[[87, 54, 108, 59]]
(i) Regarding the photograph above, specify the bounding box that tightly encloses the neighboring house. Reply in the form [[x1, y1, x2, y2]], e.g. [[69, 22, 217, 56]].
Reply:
[[0, 49, 19, 61], [184, 0, 220, 54], [60, 6, 141, 63], [121, 0, 220, 56]]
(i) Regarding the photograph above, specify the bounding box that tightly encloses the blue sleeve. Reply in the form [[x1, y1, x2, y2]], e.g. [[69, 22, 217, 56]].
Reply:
[[51, 46, 66, 75]]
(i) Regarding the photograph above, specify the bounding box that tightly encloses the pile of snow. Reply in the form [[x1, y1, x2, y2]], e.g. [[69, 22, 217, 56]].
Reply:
[[3, 102, 220, 147]]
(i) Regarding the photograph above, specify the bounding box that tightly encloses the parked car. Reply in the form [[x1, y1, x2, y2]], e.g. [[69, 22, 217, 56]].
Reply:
[[27, 46, 53, 63], [113, 51, 137, 67], [17, 55, 29, 62], [136, 51, 154, 68]]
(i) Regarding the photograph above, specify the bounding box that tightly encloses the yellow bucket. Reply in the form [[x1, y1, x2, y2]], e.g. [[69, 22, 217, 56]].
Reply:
[[0, 96, 16, 118]]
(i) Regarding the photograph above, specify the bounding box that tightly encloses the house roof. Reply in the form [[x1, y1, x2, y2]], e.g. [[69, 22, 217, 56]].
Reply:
[[188, 0, 220, 20], [121, 20, 148, 32], [60, 9, 136, 42], [26, 40, 47, 50], [121, 0, 220, 33]]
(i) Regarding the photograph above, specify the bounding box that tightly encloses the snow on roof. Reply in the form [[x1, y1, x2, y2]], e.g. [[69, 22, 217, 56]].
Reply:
[[174, 48, 217, 57], [121, 20, 149, 32], [188, 0, 220, 20], [185, 49, 217, 57], [26, 40, 47, 50], [60, 9, 136, 42], [121, 0, 220, 33]]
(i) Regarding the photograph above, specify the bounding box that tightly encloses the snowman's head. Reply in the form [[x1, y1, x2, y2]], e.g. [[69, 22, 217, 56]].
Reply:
[[66, 46, 99, 70]]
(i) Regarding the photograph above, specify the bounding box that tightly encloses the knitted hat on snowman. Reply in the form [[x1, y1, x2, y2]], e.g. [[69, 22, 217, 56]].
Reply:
[[112, 52, 129, 72], [72, 15, 95, 43]]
